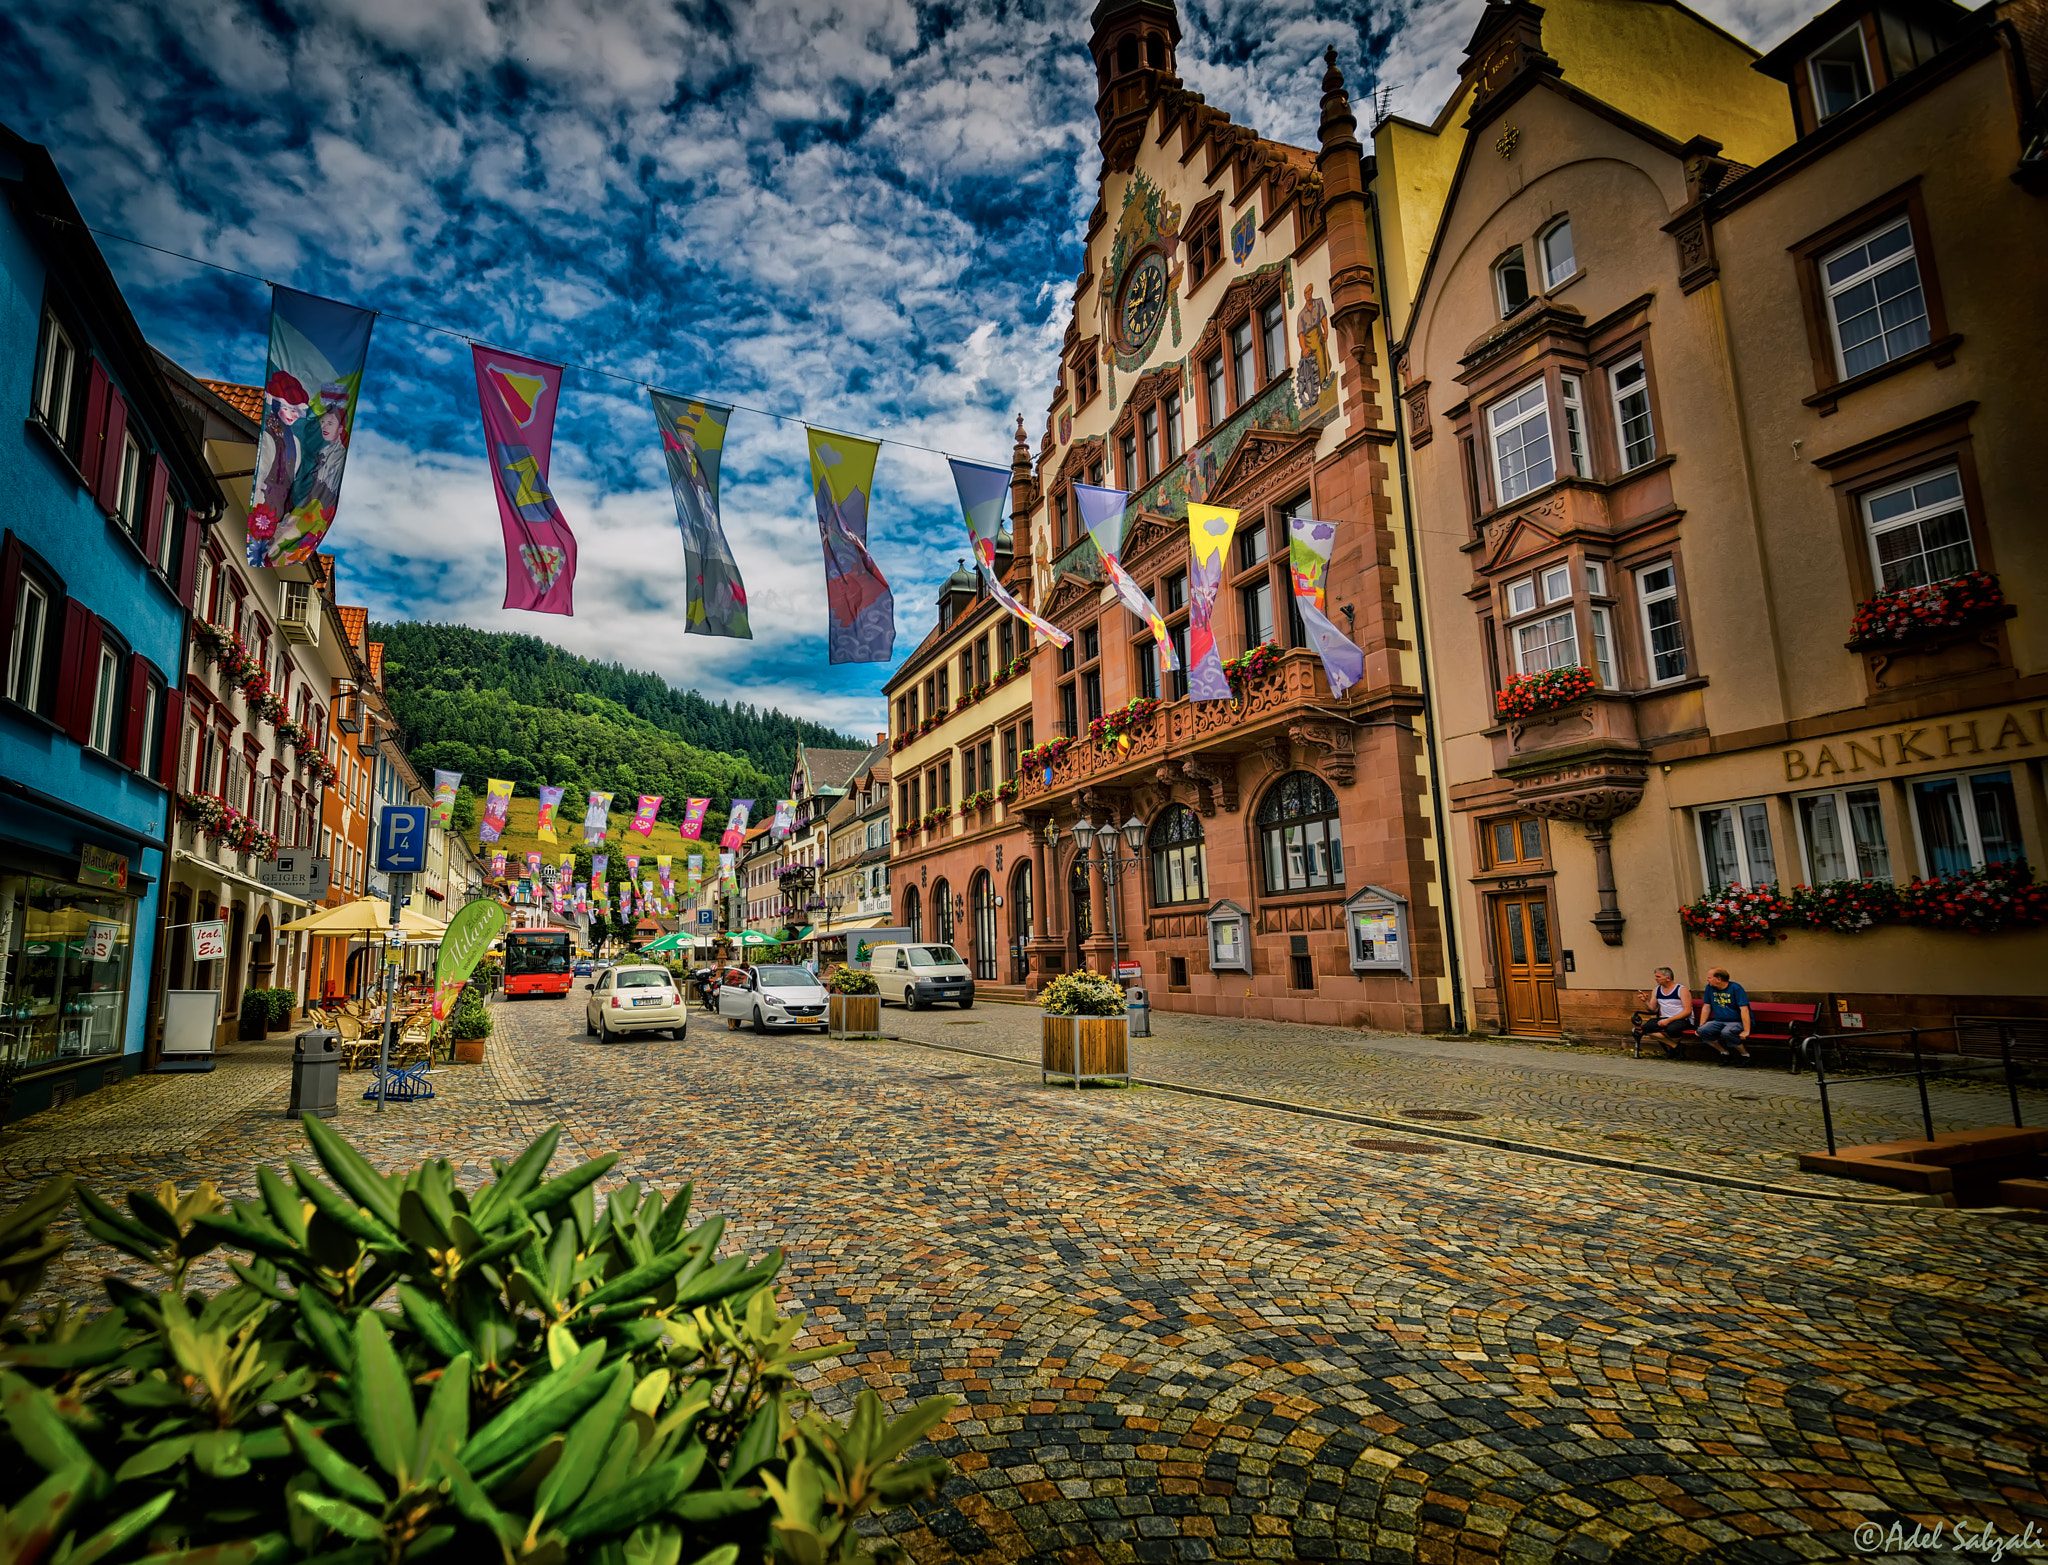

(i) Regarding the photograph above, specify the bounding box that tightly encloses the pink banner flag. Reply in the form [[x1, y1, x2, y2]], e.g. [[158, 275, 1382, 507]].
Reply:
[[630, 795, 661, 835], [681, 798, 710, 838], [473, 346, 578, 615]]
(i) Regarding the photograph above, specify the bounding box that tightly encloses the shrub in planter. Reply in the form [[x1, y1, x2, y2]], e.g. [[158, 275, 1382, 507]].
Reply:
[[263, 987, 295, 1029], [1038, 970, 1126, 1016], [0, 1122, 952, 1565], [825, 964, 878, 996], [450, 982, 493, 1040], [237, 989, 274, 1040]]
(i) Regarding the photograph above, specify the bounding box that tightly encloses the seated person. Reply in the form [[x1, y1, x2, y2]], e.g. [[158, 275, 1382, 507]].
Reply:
[[1696, 966, 1755, 1063], [1630, 966, 1692, 1056]]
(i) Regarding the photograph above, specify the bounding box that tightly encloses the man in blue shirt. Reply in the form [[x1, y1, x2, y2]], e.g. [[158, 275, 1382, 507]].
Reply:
[[1696, 966, 1753, 1063]]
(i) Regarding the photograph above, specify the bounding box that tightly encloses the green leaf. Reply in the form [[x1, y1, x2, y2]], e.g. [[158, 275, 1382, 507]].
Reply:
[[470, 1126, 561, 1227], [109, 1377, 189, 1408], [290, 1163, 404, 1252], [301, 1116, 404, 1231], [144, 1538, 292, 1565], [0, 1175, 75, 1248], [191, 1429, 252, 1478], [124, 1188, 185, 1242], [61, 1487, 176, 1565], [535, 1360, 635, 1522], [239, 1423, 304, 1461], [402, 1523, 457, 1559], [647, 1186, 694, 1251], [0, 1463, 89, 1564], [580, 1245, 703, 1313], [456, 1338, 605, 1474], [455, 1221, 536, 1279], [257, 1166, 308, 1243], [398, 1284, 475, 1359], [1, 1370, 102, 1484], [865, 1393, 955, 1466], [522, 1152, 620, 1217], [397, 1189, 448, 1251], [186, 1211, 302, 1265], [414, 1355, 471, 1478], [227, 1258, 291, 1300], [673, 1250, 783, 1313], [4, 1312, 131, 1370], [292, 1490, 385, 1543], [670, 1489, 763, 1522], [682, 1547, 738, 1565], [556, 1452, 696, 1542], [296, 1285, 354, 1372], [113, 1435, 194, 1482], [284, 1413, 388, 1507], [350, 1311, 419, 1484], [622, 1520, 681, 1565], [722, 1396, 779, 1488], [440, 1454, 520, 1548], [76, 1187, 166, 1259]]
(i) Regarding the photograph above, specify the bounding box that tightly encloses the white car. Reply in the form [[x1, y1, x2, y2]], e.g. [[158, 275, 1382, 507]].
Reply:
[[584, 964, 689, 1042], [716, 964, 830, 1033]]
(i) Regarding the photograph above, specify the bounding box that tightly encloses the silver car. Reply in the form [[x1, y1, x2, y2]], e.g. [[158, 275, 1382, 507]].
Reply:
[[716, 963, 830, 1033], [584, 964, 689, 1042]]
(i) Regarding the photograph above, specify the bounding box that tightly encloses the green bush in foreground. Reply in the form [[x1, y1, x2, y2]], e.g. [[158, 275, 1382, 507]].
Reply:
[[1036, 971, 1126, 1017], [0, 1122, 950, 1564]]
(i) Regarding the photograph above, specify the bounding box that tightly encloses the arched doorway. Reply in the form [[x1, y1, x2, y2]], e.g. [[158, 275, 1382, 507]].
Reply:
[[931, 879, 954, 947], [1066, 855, 1091, 973], [969, 871, 997, 980], [251, 911, 274, 989], [1008, 860, 1033, 983], [903, 884, 922, 943], [226, 903, 248, 1011]]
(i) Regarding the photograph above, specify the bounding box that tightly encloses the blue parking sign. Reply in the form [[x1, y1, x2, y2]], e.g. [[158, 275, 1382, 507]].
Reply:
[[374, 805, 431, 874]]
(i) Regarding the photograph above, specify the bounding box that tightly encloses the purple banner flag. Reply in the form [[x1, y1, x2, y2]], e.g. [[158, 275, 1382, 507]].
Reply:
[[721, 800, 754, 850], [1075, 484, 1177, 671], [807, 428, 894, 663], [1187, 505, 1239, 701], [1287, 516, 1366, 697], [947, 458, 1070, 648], [474, 346, 578, 615]]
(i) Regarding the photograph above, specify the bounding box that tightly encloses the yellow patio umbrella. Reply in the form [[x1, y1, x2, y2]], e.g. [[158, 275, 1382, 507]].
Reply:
[[277, 898, 448, 938]]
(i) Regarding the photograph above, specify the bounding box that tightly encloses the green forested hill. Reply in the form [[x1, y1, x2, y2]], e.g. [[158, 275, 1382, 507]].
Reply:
[[370, 621, 859, 830]]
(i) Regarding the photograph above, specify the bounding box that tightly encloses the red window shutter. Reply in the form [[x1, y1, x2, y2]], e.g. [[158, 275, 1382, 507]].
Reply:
[[0, 535, 21, 684], [176, 511, 202, 606], [98, 389, 130, 512], [141, 456, 170, 564], [81, 361, 110, 483], [120, 651, 150, 768], [55, 600, 100, 744], [157, 689, 184, 786]]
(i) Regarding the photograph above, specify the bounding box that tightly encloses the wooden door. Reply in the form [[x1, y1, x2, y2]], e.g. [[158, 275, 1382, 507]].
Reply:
[[1492, 892, 1560, 1035]]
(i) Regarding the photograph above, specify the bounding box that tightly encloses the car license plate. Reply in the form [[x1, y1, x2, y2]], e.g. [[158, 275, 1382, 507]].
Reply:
[[632, 997, 660, 1007]]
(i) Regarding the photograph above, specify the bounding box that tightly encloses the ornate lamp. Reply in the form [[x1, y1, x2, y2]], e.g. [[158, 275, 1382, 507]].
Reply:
[[1121, 815, 1146, 854], [1072, 816, 1095, 849]]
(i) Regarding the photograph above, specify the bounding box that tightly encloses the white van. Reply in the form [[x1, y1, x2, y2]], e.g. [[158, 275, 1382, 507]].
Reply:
[[868, 944, 975, 1010]]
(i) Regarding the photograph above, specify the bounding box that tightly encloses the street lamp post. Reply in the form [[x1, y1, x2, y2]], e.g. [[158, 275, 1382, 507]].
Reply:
[[1068, 815, 1148, 985]]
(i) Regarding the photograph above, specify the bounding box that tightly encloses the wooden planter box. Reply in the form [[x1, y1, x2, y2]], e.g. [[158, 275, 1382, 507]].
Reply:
[[452, 1037, 487, 1064], [1042, 1013, 1130, 1086], [829, 993, 881, 1038]]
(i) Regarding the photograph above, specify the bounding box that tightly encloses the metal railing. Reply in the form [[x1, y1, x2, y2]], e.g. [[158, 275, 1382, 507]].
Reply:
[[1813, 1023, 2035, 1154]]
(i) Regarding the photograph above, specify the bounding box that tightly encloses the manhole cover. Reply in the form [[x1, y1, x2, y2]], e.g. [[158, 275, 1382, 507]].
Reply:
[[1400, 1109, 1483, 1122], [1603, 1133, 1649, 1143], [933, 1073, 969, 1081], [1732, 1094, 1762, 1101], [506, 1096, 553, 1106], [1349, 1138, 1445, 1155]]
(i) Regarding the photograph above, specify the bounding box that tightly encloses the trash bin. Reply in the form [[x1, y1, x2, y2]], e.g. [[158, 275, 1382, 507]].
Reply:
[[288, 1027, 341, 1120], [1126, 985, 1151, 1038]]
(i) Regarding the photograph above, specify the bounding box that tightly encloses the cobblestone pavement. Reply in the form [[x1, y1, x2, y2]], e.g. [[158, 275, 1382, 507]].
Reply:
[[4, 998, 2046, 1563], [876, 1001, 2048, 1196]]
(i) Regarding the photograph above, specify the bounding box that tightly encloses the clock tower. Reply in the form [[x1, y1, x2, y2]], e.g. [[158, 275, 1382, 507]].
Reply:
[[1089, 0, 1181, 173]]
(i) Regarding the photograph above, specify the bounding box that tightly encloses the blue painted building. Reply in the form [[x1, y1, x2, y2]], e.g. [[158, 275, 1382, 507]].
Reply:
[[0, 126, 218, 1118]]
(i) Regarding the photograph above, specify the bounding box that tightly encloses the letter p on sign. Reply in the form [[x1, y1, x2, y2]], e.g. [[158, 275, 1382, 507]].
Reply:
[[376, 805, 431, 874]]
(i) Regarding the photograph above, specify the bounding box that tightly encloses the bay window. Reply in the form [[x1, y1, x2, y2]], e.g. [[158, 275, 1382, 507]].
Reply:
[[1636, 563, 1688, 684], [1609, 356, 1656, 470], [1560, 376, 1587, 477], [1514, 610, 1578, 675], [1796, 788, 1891, 882], [1488, 381, 1555, 503], [1698, 801, 1777, 889]]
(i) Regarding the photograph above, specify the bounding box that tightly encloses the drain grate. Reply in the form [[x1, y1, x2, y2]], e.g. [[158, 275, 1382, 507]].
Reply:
[[1401, 1108, 1483, 1122], [506, 1096, 554, 1106], [1602, 1133, 1649, 1143], [932, 1073, 969, 1081], [1731, 1094, 1762, 1101], [1350, 1138, 1445, 1155]]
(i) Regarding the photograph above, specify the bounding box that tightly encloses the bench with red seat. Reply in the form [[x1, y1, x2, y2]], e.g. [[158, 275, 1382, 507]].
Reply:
[[1632, 998, 1821, 1068]]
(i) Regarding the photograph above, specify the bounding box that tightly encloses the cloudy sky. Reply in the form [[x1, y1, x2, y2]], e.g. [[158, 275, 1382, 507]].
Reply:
[[2, 0, 1810, 737]]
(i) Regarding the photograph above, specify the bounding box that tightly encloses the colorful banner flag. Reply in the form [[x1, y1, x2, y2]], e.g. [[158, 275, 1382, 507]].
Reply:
[[626, 855, 641, 880], [1076, 484, 1177, 671], [1187, 504, 1239, 701], [718, 851, 735, 886], [771, 799, 794, 842], [245, 288, 376, 568], [657, 854, 673, 892], [649, 392, 750, 639], [535, 784, 565, 842], [687, 854, 702, 893], [721, 800, 754, 850], [473, 345, 577, 615], [591, 853, 608, 891], [1287, 516, 1366, 698], [948, 458, 1072, 647], [630, 795, 661, 836], [490, 851, 507, 879], [558, 852, 576, 881], [526, 853, 543, 881], [584, 790, 613, 847], [681, 798, 709, 839], [479, 778, 514, 844], [429, 899, 508, 1020], [430, 769, 461, 829], [807, 428, 894, 663]]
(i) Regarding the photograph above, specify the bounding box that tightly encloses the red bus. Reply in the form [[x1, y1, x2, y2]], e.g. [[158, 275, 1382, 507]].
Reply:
[[503, 927, 576, 998]]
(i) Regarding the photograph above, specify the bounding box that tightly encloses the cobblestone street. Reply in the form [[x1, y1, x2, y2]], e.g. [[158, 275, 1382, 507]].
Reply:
[[4, 998, 2045, 1562]]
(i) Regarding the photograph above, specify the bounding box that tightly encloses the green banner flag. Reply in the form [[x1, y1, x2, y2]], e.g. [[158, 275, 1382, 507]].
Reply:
[[431, 899, 510, 1020]]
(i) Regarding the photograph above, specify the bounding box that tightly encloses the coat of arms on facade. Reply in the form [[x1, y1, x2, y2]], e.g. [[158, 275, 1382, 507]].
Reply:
[[1058, 409, 1072, 445], [1230, 205, 1258, 264]]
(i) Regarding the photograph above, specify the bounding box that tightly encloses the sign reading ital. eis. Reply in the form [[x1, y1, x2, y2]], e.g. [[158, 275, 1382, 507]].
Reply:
[[1783, 705, 2045, 783]]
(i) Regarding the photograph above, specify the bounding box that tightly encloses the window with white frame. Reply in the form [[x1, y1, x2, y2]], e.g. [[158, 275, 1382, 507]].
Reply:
[[1494, 248, 1530, 316], [1488, 382, 1555, 503], [1636, 562, 1687, 684], [1796, 787, 1891, 882], [1583, 560, 1607, 596], [1863, 466, 1971, 592], [1808, 24, 1873, 119], [1697, 801, 1777, 889], [1514, 610, 1578, 675], [8, 575, 51, 709], [33, 312, 77, 442], [1821, 219, 1929, 378], [1911, 768, 2021, 874], [88, 644, 120, 753], [138, 679, 161, 780], [1608, 357, 1655, 470], [114, 435, 144, 529], [1559, 376, 1587, 477], [1588, 606, 1616, 688], [1540, 219, 1575, 288], [155, 491, 177, 573]]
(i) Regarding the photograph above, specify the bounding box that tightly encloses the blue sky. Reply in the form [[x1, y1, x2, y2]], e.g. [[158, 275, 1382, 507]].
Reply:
[[1, 0, 1807, 737]]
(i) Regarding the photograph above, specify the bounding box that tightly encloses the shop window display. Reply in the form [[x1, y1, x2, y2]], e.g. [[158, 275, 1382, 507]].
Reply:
[[0, 875, 133, 1072]]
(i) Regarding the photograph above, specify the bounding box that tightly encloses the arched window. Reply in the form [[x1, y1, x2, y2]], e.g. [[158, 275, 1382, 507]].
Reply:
[[1009, 860, 1033, 981], [1148, 805, 1207, 905], [1069, 856, 1092, 943], [1116, 34, 1139, 73], [932, 878, 954, 946], [1258, 772, 1345, 893], [904, 884, 922, 943], [1145, 32, 1166, 68], [970, 871, 997, 980], [1494, 247, 1530, 317]]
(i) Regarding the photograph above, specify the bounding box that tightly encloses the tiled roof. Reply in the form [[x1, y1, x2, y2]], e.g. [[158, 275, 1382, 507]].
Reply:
[[367, 642, 384, 685], [338, 606, 367, 652], [200, 379, 263, 422], [800, 746, 867, 791], [314, 553, 337, 592]]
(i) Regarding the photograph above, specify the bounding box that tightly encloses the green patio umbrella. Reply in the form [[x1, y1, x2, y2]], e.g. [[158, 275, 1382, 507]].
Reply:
[[727, 930, 771, 947], [639, 930, 687, 954]]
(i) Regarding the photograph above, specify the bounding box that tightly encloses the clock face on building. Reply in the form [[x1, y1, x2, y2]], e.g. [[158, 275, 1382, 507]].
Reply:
[[1119, 252, 1169, 352]]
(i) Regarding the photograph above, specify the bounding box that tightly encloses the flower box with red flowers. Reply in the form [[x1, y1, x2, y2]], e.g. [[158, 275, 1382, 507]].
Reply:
[[964, 788, 997, 812], [1088, 697, 1160, 751], [1002, 653, 1032, 681], [997, 778, 1020, 803], [1495, 665, 1598, 722], [1678, 883, 1794, 945], [1896, 860, 2048, 934], [1221, 642, 1282, 694], [1786, 877, 1899, 934], [177, 791, 280, 861], [1847, 570, 2007, 650], [1021, 735, 1075, 773]]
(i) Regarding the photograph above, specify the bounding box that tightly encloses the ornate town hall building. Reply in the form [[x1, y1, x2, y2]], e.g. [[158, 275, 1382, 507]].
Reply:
[[1005, 0, 1453, 1030]]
